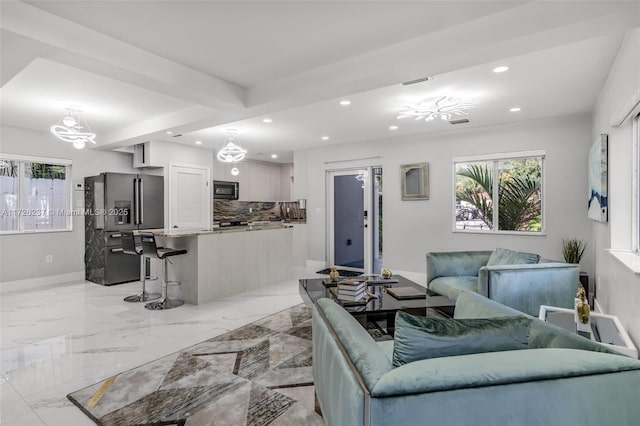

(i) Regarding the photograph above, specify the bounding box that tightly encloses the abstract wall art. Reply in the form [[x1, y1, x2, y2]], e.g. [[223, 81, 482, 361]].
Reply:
[[587, 133, 608, 222]]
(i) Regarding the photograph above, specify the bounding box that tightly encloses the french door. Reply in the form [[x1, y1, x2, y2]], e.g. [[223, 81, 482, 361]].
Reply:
[[328, 167, 382, 275]]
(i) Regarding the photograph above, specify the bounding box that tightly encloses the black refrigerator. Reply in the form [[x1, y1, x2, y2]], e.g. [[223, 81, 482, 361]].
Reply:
[[84, 172, 164, 285]]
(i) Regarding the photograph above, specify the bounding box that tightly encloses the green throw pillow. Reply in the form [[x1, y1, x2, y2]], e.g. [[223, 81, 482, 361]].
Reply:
[[486, 247, 540, 266], [392, 311, 532, 367]]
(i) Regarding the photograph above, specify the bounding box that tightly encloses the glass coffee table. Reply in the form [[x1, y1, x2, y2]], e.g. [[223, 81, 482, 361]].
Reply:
[[539, 305, 638, 358], [299, 275, 454, 337]]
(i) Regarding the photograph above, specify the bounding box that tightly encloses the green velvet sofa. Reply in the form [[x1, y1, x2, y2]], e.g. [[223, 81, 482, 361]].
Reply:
[[426, 249, 579, 315], [312, 292, 640, 426]]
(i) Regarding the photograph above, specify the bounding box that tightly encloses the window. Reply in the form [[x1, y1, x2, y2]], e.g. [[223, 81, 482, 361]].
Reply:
[[0, 154, 72, 233], [454, 151, 544, 234]]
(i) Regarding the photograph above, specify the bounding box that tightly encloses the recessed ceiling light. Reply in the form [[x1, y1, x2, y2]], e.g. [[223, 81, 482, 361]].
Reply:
[[166, 131, 173, 135], [509, 107, 521, 112], [389, 125, 399, 130], [339, 100, 351, 106], [195, 140, 203, 145], [271, 154, 278, 159], [321, 136, 330, 141], [493, 66, 509, 73], [263, 118, 272, 123]]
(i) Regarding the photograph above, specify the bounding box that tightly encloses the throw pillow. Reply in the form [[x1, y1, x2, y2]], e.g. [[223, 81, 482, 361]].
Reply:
[[486, 247, 540, 266], [392, 311, 531, 367]]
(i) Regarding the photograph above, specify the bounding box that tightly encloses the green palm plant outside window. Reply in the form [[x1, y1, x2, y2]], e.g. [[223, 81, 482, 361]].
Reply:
[[455, 158, 542, 232]]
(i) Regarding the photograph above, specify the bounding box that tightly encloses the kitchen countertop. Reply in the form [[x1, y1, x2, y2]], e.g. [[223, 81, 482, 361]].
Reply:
[[143, 223, 293, 237]]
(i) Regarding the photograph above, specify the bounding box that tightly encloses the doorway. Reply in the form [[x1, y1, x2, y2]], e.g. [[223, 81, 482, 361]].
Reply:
[[328, 167, 383, 275], [169, 163, 210, 229]]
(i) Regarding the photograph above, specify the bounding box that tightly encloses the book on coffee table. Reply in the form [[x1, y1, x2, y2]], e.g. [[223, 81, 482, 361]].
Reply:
[[387, 286, 426, 300]]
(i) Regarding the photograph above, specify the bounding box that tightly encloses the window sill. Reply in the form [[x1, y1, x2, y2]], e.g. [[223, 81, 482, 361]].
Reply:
[[607, 249, 640, 275]]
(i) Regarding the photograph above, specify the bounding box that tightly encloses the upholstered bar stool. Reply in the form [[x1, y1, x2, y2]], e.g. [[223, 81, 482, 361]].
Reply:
[[121, 231, 160, 302], [139, 232, 187, 310]]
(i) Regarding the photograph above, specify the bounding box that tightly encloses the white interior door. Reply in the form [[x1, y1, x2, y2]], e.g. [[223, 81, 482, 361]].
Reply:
[[328, 168, 374, 274], [169, 163, 210, 230]]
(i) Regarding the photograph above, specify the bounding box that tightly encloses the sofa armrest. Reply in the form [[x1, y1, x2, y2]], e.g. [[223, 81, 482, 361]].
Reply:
[[478, 263, 579, 315], [426, 251, 493, 286]]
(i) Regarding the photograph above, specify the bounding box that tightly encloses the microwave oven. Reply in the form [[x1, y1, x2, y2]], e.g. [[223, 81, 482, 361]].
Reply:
[[213, 180, 239, 200]]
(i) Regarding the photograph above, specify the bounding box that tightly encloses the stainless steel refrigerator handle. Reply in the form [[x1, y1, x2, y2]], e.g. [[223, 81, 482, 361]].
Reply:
[[132, 178, 137, 225], [111, 248, 123, 253], [139, 178, 144, 225]]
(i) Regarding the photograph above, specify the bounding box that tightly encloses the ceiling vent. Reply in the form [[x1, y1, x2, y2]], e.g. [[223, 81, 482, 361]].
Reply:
[[171, 133, 182, 138], [449, 118, 470, 125], [402, 76, 431, 86]]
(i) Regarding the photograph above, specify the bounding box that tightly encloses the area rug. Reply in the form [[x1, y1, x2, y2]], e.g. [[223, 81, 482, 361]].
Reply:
[[67, 304, 323, 426], [315, 268, 362, 277]]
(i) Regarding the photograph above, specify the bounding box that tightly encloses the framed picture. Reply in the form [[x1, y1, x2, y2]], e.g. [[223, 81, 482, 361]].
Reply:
[[401, 163, 429, 200], [588, 134, 608, 222]]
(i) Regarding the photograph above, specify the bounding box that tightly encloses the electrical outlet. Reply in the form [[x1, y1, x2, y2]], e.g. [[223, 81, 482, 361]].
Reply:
[[249, 207, 253, 213], [45, 254, 53, 263]]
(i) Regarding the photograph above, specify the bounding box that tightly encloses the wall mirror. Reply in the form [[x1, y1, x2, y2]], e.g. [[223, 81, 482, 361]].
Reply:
[[401, 163, 429, 200]]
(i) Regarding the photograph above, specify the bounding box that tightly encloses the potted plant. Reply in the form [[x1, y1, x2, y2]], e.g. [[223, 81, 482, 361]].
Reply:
[[562, 238, 587, 264]]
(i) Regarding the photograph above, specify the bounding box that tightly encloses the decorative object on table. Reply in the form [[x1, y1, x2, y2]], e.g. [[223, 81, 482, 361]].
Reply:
[[562, 238, 587, 264], [381, 267, 392, 279], [587, 133, 608, 222], [400, 162, 429, 200], [329, 267, 340, 283], [387, 286, 426, 300], [336, 279, 367, 301], [575, 283, 591, 329]]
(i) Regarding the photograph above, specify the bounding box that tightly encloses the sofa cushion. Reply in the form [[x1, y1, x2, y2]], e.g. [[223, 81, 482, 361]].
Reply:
[[392, 311, 532, 366], [429, 276, 477, 300], [486, 247, 540, 266]]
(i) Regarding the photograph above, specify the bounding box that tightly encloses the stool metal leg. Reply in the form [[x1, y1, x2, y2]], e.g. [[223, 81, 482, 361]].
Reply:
[[144, 258, 184, 310], [124, 256, 161, 303]]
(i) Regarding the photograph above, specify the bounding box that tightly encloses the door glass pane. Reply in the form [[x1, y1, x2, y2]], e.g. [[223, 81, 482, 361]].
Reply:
[[0, 160, 19, 231], [372, 167, 383, 274], [496, 158, 542, 231], [334, 174, 364, 269], [23, 162, 68, 230]]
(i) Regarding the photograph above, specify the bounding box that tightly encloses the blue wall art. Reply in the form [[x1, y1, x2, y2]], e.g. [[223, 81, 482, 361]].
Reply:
[[588, 133, 608, 222]]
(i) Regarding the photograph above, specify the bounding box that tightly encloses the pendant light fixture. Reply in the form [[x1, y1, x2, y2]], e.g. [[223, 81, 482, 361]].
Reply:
[[216, 129, 246, 176], [50, 107, 96, 149]]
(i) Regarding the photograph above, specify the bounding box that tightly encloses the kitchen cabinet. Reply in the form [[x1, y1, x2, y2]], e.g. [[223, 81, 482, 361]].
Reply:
[[212, 160, 291, 201]]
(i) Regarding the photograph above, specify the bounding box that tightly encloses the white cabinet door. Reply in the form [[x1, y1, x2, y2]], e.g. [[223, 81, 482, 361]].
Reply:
[[169, 164, 210, 229]]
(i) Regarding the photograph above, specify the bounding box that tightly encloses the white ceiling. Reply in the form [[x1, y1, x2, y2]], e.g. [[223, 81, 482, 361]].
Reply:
[[1, 1, 638, 163]]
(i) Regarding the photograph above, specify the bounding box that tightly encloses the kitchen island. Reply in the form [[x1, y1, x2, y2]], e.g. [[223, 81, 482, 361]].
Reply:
[[146, 224, 293, 304]]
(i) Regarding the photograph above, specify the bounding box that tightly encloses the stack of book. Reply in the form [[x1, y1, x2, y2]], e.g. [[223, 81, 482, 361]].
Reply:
[[337, 280, 367, 301]]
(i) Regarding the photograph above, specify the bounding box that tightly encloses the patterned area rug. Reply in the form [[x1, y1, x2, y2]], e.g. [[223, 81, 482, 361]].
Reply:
[[67, 304, 323, 426]]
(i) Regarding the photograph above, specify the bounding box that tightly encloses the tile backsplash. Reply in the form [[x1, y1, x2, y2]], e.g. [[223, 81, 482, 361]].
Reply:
[[213, 200, 305, 223]]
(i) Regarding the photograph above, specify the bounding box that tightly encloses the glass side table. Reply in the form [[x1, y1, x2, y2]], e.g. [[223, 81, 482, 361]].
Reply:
[[538, 305, 638, 358]]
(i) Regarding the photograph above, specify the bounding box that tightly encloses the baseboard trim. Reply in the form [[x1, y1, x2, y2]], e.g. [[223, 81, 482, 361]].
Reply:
[[0, 271, 85, 293]]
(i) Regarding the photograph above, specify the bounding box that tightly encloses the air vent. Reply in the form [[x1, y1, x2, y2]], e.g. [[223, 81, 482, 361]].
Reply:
[[172, 133, 182, 137], [449, 118, 470, 125], [402, 76, 431, 86]]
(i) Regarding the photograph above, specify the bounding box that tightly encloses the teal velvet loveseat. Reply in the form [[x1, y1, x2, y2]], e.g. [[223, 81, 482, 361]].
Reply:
[[312, 292, 640, 426], [426, 249, 579, 315]]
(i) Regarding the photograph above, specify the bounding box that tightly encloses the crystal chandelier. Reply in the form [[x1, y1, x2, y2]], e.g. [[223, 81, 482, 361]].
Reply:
[[397, 96, 476, 122], [50, 107, 96, 149]]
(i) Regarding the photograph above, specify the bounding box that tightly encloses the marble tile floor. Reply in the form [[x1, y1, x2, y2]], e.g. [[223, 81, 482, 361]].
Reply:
[[1, 268, 321, 426]]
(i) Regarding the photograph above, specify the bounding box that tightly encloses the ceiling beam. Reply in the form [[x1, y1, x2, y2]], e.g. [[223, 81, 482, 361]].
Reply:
[[0, 1, 246, 111]]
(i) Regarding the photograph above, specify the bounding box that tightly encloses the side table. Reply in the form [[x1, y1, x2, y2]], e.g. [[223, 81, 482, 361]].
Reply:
[[539, 305, 638, 358]]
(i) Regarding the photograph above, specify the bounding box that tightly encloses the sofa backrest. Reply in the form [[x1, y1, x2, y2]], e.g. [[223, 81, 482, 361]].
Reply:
[[426, 251, 493, 284], [454, 290, 527, 319]]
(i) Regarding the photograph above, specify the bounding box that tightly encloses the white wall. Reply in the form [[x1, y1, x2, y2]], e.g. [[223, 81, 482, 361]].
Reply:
[[0, 126, 214, 284], [591, 28, 640, 347], [300, 114, 594, 277]]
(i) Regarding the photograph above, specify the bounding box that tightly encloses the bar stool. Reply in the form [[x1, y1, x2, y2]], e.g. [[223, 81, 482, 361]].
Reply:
[[139, 232, 187, 310], [121, 231, 160, 303]]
